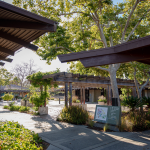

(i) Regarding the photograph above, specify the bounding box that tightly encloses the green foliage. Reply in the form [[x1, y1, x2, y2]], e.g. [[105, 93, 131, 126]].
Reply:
[[142, 96, 150, 107], [0, 67, 13, 86], [122, 96, 141, 111], [9, 105, 21, 111], [87, 120, 95, 128], [103, 124, 109, 132], [0, 121, 42, 149], [59, 106, 89, 125], [121, 111, 150, 131], [98, 95, 107, 103], [9, 102, 15, 107], [120, 88, 132, 101], [32, 107, 39, 111], [2, 94, 14, 101], [3, 105, 9, 109], [19, 106, 30, 112], [23, 97, 29, 101]]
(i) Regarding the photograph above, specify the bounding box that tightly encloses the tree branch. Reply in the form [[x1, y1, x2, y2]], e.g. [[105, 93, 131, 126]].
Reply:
[[95, 66, 110, 72], [55, 46, 74, 53], [125, 8, 150, 42], [121, 0, 140, 42], [140, 77, 149, 90]]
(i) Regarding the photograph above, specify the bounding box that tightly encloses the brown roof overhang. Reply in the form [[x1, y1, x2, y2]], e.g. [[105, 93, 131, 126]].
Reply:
[[0, 1, 57, 65], [58, 35, 150, 67]]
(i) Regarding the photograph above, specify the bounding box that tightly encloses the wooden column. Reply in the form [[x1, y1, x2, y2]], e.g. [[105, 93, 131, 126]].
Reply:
[[65, 82, 68, 107], [83, 87, 85, 104], [69, 82, 72, 106], [80, 87, 83, 104]]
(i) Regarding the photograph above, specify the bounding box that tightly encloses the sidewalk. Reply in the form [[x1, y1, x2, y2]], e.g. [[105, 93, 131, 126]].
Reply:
[[0, 103, 150, 150]]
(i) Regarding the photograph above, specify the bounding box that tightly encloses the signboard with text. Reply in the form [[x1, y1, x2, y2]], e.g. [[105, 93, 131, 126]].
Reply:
[[94, 105, 121, 126]]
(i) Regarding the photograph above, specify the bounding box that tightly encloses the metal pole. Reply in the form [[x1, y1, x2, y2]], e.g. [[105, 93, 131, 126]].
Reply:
[[65, 82, 68, 107], [69, 82, 72, 106], [59, 98, 60, 104]]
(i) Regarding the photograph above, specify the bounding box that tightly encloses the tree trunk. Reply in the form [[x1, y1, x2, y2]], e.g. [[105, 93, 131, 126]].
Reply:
[[109, 67, 120, 106]]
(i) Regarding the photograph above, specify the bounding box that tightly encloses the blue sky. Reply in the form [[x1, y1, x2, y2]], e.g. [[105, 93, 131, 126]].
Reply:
[[3, 0, 124, 72]]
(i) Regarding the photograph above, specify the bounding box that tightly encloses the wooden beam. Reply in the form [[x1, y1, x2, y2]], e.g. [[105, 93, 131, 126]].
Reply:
[[0, 62, 5, 66], [0, 46, 14, 56], [80, 48, 150, 67], [0, 30, 38, 51], [0, 19, 56, 32], [0, 56, 13, 62]]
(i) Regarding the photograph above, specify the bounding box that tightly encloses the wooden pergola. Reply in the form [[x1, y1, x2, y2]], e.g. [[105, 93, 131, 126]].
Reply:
[[58, 35, 150, 67], [42, 72, 146, 106], [0, 1, 57, 66]]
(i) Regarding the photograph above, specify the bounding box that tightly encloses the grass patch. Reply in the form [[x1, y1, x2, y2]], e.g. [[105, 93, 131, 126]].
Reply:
[[3, 105, 9, 109], [0, 121, 43, 149]]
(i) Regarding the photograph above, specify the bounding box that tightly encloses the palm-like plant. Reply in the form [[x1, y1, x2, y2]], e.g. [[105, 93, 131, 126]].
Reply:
[[142, 96, 150, 108]]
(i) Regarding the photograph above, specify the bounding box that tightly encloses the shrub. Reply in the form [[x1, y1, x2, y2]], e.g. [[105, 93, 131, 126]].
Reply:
[[19, 106, 30, 112], [3, 105, 9, 109], [9, 102, 15, 107], [87, 120, 95, 127], [51, 98, 54, 100], [59, 106, 89, 125], [122, 96, 141, 111], [9, 105, 21, 111], [32, 107, 39, 111], [72, 96, 78, 103], [121, 111, 150, 131], [142, 96, 150, 108], [2, 94, 14, 101], [98, 95, 107, 103], [76, 100, 80, 103], [0, 121, 42, 149]]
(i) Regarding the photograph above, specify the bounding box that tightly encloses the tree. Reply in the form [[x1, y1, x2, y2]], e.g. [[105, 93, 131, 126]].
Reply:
[[11, 59, 40, 89], [13, 0, 150, 106], [0, 67, 13, 87]]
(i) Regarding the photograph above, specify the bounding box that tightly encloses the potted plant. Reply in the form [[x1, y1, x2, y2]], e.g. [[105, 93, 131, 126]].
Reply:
[[98, 95, 107, 105], [72, 96, 81, 106]]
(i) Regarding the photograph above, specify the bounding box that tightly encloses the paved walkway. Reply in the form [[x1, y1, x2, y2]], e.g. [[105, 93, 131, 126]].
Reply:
[[0, 101, 150, 150]]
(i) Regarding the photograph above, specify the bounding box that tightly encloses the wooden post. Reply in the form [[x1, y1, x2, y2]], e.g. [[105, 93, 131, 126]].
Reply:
[[65, 82, 68, 107], [83, 87, 85, 104], [69, 82, 72, 106], [80, 87, 83, 104]]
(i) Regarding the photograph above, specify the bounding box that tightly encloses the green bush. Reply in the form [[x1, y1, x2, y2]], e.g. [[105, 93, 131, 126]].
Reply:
[[3, 105, 9, 109], [2, 94, 14, 101], [19, 106, 30, 112], [122, 96, 141, 111], [9, 102, 15, 107], [32, 107, 39, 111], [51, 98, 54, 100], [9, 105, 21, 111], [98, 95, 107, 103], [59, 106, 89, 125], [142, 96, 150, 108], [0, 121, 42, 149]]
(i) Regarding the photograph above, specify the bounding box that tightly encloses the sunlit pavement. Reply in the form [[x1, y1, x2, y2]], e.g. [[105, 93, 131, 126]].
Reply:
[[0, 101, 150, 150]]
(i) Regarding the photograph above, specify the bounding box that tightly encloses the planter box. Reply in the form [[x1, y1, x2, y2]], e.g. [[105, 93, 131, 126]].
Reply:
[[38, 106, 48, 115], [21, 101, 34, 107], [98, 102, 107, 105], [72, 103, 81, 107], [72, 103, 87, 110]]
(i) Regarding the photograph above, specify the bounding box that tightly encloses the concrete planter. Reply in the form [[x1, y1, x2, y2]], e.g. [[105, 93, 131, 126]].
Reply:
[[72, 103, 87, 110], [21, 100, 34, 107], [98, 102, 107, 105], [38, 106, 48, 115], [80, 104, 87, 110], [72, 103, 81, 107]]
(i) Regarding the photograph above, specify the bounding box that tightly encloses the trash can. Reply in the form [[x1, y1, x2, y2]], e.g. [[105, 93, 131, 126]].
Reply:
[[112, 98, 118, 106]]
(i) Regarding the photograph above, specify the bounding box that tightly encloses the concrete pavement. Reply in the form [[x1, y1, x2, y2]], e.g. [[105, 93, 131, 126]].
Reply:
[[0, 101, 150, 150]]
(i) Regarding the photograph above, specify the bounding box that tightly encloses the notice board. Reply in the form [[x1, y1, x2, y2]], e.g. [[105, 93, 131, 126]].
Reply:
[[94, 105, 121, 126]]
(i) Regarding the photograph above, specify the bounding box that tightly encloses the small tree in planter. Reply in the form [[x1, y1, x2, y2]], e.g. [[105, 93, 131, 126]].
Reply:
[[2, 94, 14, 103], [98, 95, 107, 105], [27, 71, 57, 115]]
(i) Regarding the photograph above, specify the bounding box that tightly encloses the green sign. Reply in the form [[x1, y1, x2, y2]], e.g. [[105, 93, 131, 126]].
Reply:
[[94, 105, 121, 126]]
